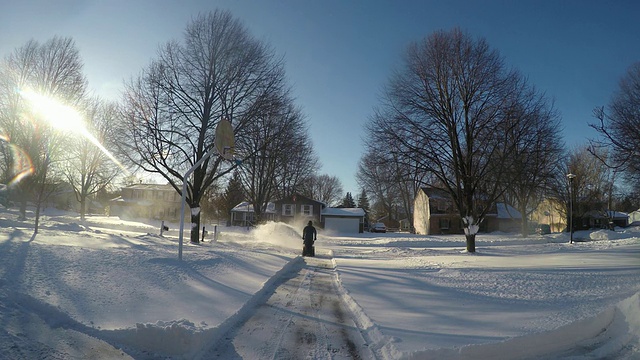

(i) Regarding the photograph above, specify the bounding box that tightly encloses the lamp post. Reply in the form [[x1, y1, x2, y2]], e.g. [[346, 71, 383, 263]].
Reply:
[[567, 173, 576, 244]]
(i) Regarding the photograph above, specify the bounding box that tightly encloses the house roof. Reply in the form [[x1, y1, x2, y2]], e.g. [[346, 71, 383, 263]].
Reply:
[[420, 187, 450, 200], [274, 193, 326, 207], [124, 183, 175, 191], [231, 201, 276, 213], [495, 203, 522, 219], [322, 207, 365, 217], [583, 210, 629, 219]]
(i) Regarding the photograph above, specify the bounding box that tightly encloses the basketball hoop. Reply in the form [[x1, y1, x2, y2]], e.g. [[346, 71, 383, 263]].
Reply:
[[214, 118, 235, 160]]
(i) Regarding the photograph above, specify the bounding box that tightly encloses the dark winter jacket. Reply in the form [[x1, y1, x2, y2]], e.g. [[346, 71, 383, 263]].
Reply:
[[302, 225, 317, 244]]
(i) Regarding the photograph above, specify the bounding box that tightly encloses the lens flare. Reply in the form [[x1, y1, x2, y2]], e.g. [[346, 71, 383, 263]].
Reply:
[[7, 142, 34, 186], [19, 89, 128, 173]]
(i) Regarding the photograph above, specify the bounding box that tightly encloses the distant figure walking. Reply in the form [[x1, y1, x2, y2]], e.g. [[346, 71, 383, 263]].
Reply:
[[302, 220, 317, 257]]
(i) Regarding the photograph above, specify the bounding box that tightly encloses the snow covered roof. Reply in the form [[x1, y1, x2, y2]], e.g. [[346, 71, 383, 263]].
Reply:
[[322, 207, 365, 217], [420, 187, 450, 200], [584, 210, 629, 219], [495, 203, 522, 219], [231, 202, 276, 213], [124, 183, 174, 191]]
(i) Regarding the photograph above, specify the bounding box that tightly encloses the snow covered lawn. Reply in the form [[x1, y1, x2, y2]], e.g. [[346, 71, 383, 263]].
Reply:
[[0, 208, 638, 359]]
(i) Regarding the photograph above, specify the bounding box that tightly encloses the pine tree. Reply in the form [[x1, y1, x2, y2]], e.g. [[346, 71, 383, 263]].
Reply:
[[357, 189, 371, 229], [356, 189, 371, 213], [341, 192, 356, 208], [220, 170, 245, 220]]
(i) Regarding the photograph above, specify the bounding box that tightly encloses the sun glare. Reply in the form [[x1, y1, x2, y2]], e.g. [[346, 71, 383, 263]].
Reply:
[[20, 89, 85, 133], [19, 89, 128, 173]]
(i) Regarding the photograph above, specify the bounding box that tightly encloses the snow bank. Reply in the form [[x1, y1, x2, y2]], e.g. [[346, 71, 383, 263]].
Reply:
[[404, 292, 640, 360], [101, 256, 306, 359], [590, 229, 630, 241]]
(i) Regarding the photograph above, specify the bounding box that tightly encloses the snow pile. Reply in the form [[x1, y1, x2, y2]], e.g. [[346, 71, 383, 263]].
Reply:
[[105, 319, 214, 359], [590, 229, 630, 241], [404, 292, 640, 359]]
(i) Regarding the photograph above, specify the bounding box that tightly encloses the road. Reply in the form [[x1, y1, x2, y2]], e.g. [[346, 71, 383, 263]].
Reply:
[[206, 252, 375, 359]]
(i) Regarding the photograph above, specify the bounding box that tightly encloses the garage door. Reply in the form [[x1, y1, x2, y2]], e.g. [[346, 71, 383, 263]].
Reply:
[[324, 217, 359, 233]]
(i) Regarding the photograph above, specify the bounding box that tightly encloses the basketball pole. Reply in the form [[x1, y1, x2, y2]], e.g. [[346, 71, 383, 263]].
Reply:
[[178, 150, 213, 260], [179, 118, 234, 260]]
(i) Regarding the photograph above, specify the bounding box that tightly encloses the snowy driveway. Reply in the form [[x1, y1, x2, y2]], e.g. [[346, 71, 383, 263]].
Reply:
[[206, 251, 374, 359]]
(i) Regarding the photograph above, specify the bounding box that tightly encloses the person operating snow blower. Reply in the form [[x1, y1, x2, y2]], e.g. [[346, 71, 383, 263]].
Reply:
[[302, 220, 317, 257]]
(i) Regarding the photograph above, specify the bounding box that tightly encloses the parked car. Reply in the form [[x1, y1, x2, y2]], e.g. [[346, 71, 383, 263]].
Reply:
[[370, 222, 387, 233], [535, 224, 551, 235]]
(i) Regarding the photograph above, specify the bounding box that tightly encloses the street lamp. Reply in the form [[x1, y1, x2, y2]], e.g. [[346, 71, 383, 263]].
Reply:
[[567, 173, 576, 244]]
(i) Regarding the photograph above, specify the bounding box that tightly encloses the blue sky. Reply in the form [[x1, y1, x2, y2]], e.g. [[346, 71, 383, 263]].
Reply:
[[1, 0, 639, 196]]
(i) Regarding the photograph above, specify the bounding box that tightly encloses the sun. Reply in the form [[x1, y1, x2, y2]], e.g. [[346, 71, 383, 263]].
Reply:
[[19, 89, 85, 133], [19, 89, 128, 173]]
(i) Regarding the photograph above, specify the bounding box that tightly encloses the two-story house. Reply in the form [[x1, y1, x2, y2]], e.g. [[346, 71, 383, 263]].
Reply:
[[109, 183, 182, 221], [230, 194, 366, 233], [413, 187, 521, 235], [273, 194, 325, 226]]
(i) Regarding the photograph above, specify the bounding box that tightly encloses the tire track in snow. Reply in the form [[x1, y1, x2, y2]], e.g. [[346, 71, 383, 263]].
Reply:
[[206, 250, 374, 359]]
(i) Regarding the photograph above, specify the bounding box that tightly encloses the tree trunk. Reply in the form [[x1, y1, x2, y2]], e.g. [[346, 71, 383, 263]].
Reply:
[[34, 204, 40, 236], [190, 206, 201, 244], [520, 204, 529, 238], [465, 233, 476, 253], [80, 196, 86, 221], [19, 196, 27, 221]]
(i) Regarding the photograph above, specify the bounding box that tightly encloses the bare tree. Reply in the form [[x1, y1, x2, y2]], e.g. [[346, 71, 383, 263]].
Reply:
[[500, 83, 565, 236], [236, 96, 313, 223], [368, 28, 538, 252], [0, 37, 87, 234], [271, 125, 318, 200], [567, 145, 617, 226], [118, 10, 286, 243], [62, 98, 120, 220], [590, 62, 640, 186], [301, 174, 343, 206]]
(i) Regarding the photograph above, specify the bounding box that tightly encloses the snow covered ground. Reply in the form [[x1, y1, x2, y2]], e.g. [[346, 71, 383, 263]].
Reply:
[[0, 207, 638, 359]]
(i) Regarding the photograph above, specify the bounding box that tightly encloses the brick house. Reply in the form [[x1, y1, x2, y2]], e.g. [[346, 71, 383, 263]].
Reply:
[[413, 187, 521, 235]]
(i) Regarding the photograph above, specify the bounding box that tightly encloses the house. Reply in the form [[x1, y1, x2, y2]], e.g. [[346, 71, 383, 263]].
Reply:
[[530, 197, 567, 233], [46, 182, 104, 214], [580, 210, 629, 229], [413, 187, 522, 235], [273, 194, 325, 226], [230, 201, 276, 226], [414, 187, 461, 235], [321, 207, 365, 233], [629, 209, 640, 226], [230, 194, 365, 233], [109, 183, 181, 221]]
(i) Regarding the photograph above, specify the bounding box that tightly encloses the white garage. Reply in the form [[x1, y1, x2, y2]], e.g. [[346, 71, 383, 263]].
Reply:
[[322, 208, 365, 234]]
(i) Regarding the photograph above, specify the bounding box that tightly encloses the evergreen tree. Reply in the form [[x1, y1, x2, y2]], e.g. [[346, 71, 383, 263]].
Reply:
[[357, 189, 371, 229], [356, 189, 371, 213], [218, 170, 245, 221], [341, 192, 356, 208]]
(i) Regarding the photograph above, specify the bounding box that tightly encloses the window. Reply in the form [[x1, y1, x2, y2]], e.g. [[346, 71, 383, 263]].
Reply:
[[301, 204, 313, 216], [439, 218, 450, 230], [437, 201, 446, 212], [283, 204, 294, 216]]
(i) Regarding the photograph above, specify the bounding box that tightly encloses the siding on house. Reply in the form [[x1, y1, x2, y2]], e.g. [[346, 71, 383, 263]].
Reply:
[[414, 187, 462, 235], [109, 183, 182, 221], [273, 194, 325, 227], [322, 207, 365, 233], [630, 209, 640, 225], [413, 187, 521, 235], [230, 202, 276, 226]]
